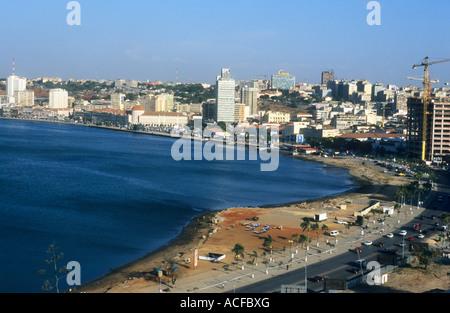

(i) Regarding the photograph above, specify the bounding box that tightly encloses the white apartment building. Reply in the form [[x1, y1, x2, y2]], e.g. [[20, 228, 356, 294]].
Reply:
[[49, 89, 69, 109], [216, 68, 235, 123], [7, 75, 27, 103], [14, 90, 35, 107]]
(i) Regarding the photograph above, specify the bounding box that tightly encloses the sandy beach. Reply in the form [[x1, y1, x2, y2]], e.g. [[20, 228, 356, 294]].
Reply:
[[72, 153, 414, 293]]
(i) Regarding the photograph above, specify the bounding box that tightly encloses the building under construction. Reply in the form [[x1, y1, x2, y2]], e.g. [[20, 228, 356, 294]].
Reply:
[[407, 97, 450, 163]]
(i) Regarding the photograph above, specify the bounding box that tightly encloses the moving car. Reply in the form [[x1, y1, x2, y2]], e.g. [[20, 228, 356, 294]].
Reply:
[[356, 259, 367, 268], [312, 276, 325, 282]]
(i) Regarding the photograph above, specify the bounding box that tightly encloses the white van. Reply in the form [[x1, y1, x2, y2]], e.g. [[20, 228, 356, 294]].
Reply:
[[329, 230, 339, 236]]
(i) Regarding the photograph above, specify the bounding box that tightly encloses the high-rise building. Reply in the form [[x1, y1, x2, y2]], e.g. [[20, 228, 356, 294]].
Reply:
[[240, 85, 258, 116], [14, 90, 34, 107], [155, 93, 174, 112], [321, 70, 334, 85], [234, 103, 246, 123], [215, 68, 235, 123], [111, 93, 125, 110], [343, 81, 358, 102], [7, 75, 27, 103], [271, 70, 295, 90], [407, 97, 450, 162], [49, 89, 69, 109], [372, 83, 384, 101]]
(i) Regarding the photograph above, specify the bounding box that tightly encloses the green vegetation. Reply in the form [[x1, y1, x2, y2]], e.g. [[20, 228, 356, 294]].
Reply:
[[38, 243, 70, 293]]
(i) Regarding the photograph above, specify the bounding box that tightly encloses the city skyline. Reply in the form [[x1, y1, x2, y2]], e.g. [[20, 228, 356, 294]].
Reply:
[[0, 1, 449, 87]]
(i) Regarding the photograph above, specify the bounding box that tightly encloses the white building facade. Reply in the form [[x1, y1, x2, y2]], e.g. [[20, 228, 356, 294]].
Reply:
[[7, 75, 27, 103], [49, 89, 69, 109], [215, 68, 235, 123]]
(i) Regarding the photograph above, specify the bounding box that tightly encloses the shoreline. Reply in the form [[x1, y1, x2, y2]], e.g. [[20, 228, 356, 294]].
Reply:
[[0, 117, 401, 293], [73, 153, 387, 293]]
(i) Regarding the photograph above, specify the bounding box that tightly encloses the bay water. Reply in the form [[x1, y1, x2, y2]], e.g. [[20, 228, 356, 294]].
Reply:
[[0, 119, 354, 292]]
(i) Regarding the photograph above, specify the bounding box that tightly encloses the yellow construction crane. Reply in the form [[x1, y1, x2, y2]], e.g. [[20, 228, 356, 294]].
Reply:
[[406, 77, 440, 84], [412, 57, 450, 161]]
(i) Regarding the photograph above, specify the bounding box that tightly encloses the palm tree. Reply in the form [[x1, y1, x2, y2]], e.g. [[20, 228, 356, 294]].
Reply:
[[311, 222, 320, 247], [440, 213, 450, 226], [345, 223, 351, 234], [298, 234, 308, 247], [232, 243, 245, 270], [248, 251, 258, 266], [397, 184, 408, 206], [300, 217, 311, 251], [291, 233, 300, 254], [423, 181, 432, 193], [321, 224, 329, 234], [416, 187, 424, 209], [414, 171, 423, 182], [262, 235, 273, 251], [395, 187, 404, 205], [232, 243, 244, 259], [428, 170, 436, 187]]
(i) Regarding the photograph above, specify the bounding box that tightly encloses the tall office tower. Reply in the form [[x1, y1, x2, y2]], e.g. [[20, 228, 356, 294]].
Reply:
[[271, 70, 295, 90], [321, 70, 334, 85], [407, 97, 450, 162], [372, 83, 384, 101], [215, 68, 236, 123], [240, 85, 258, 116], [111, 93, 125, 110], [49, 89, 69, 108], [7, 75, 27, 103]]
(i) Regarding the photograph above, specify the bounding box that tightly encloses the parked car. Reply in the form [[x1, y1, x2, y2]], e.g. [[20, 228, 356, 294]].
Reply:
[[418, 234, 425, 239], [399, 230, 407, 236], [376, 242, 385, 247], [363, 240, 373, 246], [386, 233, 394, 238], [407, 237, 415, 242], [329, 230, 339, 236]]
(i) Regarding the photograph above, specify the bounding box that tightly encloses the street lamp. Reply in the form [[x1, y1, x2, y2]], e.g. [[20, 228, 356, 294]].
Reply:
[[402, 235, 405, 259], [289, 240, 294, 258]]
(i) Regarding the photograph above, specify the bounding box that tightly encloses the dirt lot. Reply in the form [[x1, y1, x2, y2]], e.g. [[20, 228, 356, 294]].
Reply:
[[344, 260, 450, 293]]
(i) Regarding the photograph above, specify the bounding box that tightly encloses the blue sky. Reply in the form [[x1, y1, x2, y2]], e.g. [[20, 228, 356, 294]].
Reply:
[[0, 0, 449, 86]]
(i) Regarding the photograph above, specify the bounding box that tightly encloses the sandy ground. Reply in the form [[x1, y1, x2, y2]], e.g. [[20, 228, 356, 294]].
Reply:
[[72, 154, 448, 293]]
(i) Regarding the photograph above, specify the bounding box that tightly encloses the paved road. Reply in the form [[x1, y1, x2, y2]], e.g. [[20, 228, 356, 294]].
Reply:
[[229, 162, 450, 293]]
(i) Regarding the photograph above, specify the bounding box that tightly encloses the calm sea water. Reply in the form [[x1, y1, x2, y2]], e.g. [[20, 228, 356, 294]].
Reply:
[[0, 119, 353, 293]]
